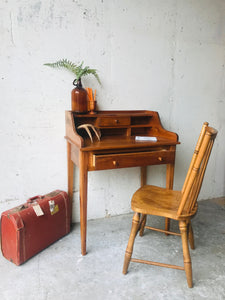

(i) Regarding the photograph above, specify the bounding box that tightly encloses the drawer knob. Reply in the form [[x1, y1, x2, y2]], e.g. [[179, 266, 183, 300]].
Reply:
[[113, 160, 119, 167], [158, 157, 163, 162], [115, 119, 119, 124]]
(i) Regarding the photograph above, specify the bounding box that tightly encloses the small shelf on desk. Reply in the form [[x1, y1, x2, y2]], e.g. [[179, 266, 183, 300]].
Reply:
[[131, 115, 152, 125], [67, 110, 179, 150]]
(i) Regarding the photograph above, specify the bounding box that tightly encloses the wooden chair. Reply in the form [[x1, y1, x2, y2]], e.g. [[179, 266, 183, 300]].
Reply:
[[122, 122, 217, 287]]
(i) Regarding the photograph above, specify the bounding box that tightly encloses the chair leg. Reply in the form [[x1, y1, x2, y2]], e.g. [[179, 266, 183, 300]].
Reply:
[[188, 221, 195, 250], [179, 221, 193, 288], [123, 212, 140, 274], [139, 214, 147, 236]]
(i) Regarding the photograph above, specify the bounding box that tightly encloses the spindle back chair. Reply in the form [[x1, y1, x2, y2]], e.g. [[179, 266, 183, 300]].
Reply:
[[122, 122, 217, 287]]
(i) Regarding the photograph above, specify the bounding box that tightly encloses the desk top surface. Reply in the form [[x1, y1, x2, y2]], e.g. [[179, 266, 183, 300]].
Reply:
[[80, 135, 179, 151]]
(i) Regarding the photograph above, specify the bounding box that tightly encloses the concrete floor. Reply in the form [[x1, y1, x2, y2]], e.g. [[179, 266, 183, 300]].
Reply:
[[0, 198, 225, 300]]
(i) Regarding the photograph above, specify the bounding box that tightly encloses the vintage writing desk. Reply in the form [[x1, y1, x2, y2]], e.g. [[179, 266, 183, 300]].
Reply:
[[65, 110, 179, 255]]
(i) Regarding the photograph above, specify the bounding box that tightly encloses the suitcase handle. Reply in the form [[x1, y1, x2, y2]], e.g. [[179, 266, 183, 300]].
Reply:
[[27, 195, 43, 204]]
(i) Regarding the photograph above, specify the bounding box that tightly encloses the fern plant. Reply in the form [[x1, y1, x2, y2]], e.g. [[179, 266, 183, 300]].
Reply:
[[44, 59, 101, 86]]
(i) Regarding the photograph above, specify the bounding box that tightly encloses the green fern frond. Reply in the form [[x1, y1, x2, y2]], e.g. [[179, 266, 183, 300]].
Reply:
[[44, 59, 78, 76], [85, 68, 101, 84], [44, 59, 101, 84]]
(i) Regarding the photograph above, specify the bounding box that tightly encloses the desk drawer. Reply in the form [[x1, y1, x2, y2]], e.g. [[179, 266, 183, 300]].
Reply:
[[92, 150, 175, 170], [97, 117, 130, 127]]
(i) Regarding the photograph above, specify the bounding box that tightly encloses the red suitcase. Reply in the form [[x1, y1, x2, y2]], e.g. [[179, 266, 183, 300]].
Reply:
[[1, 190, 71, 265]]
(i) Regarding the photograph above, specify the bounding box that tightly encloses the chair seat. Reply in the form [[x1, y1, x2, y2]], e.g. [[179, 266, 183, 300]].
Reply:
[[131, 185, 197, 220]]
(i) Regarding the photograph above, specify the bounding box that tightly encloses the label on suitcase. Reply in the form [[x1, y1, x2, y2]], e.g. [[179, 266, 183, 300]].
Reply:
[[1, 190, 71, 265]]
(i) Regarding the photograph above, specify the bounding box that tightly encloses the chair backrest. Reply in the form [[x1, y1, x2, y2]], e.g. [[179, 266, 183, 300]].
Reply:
[[177, 122, 218, 216]]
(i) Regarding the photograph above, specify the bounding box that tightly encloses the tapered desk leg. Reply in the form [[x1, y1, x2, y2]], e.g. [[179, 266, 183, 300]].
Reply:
[[79, 152, 88, 256], [166, 163, 175, 189], [165, 163, 175, 232], [140, 166, 147, 236], [141, 166, 147, 187], [67, 142, 74, 224]]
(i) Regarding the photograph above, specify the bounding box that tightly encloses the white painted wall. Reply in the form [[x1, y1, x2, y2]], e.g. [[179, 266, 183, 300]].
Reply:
[[0, 0, 224, 222]]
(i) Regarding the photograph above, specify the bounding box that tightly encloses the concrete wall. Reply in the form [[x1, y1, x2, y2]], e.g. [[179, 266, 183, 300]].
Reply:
[[1, 0, 224, 222]]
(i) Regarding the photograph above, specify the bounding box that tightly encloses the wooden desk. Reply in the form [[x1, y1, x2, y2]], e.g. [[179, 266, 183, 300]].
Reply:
[[65, 110, 179, 255]]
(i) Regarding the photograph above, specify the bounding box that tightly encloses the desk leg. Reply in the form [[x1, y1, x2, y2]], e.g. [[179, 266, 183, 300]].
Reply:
[[67, 142, 74, 224], [166, 163, 175, 190], [79, 152, 88, 256], [165, 163, 175, 232], [141, 166, 147, 187], [139, 166, 147, 236]]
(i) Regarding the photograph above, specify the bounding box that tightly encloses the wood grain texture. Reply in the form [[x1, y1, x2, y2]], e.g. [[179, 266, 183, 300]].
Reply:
[[123, 122, 217, 288], [65, 110, 179, 256]]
